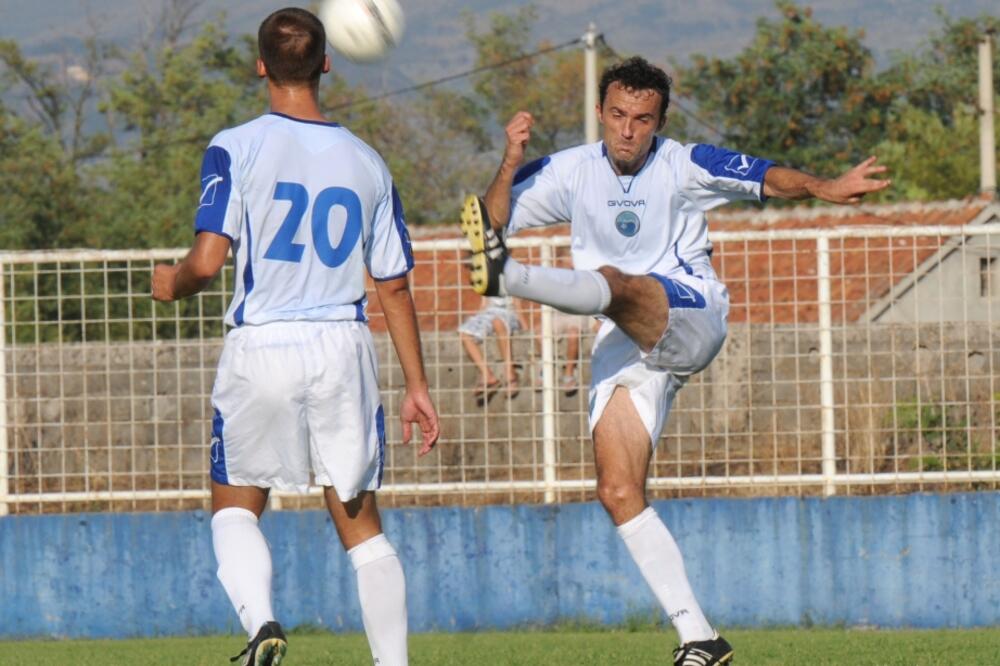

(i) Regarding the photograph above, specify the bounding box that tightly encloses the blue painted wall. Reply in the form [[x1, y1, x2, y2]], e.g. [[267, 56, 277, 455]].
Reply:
[[1, 493, 998, 638]]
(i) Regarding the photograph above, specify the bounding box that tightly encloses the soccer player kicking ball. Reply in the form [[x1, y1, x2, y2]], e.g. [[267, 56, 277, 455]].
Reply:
[[152, 8, 439, 666], [461, 56, 889, 665]]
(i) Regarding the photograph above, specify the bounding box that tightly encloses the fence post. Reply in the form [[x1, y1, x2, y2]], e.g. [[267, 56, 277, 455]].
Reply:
[[539, 243, 558, 503], [0, 262, 8, 516], [816, 236, 837, 497]]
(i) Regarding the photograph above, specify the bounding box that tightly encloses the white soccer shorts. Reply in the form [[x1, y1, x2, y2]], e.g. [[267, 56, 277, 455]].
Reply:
[[588, 273, 728, 445], [457, 307, 521, 340], [209, 320, 386, 502]]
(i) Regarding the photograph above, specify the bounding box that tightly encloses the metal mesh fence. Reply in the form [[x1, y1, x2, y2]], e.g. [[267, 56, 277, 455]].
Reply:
[[2, 225, 999, 514]]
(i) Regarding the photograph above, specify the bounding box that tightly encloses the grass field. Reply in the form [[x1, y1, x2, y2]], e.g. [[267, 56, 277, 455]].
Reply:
[[4, 627, 1000, 665]]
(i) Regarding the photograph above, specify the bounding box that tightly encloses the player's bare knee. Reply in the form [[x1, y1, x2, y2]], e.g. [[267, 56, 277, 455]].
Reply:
[[596, 478, 642, 515]]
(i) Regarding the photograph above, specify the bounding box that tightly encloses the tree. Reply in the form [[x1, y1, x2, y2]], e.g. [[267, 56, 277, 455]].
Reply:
[[92, 19, 262, 248], [874, 104, 983, 201], [677, 2, 899, 180], [0, 39, 105, 249], [464, 6, 593, 161], [873, 12, 999, 201]]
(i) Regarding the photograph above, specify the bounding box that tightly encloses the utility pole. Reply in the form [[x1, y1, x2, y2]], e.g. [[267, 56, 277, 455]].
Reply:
[[584, 23, 598, 144], [981, 29, 997, 198]]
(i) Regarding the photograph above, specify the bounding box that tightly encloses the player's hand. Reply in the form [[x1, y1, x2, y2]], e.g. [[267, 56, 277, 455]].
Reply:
[[817, 156, 891, 204], [151, 263, 180, 302], [502, 111, 534, 170], [399, 387, 440, 456]]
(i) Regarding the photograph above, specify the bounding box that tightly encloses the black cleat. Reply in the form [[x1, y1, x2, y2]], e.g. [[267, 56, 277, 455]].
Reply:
[[673, 632, 733, 666], [231, 621, 287, 666], [460, 194, 508, 296]]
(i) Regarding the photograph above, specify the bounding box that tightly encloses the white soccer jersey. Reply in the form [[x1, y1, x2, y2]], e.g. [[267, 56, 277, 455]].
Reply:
[[506, 138, 774, 279], [194, 112, 413, 327]]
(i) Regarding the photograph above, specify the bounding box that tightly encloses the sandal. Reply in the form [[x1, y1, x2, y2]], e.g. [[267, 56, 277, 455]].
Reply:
[[506, 378, 520, 399], [474, 378, 503, 406]]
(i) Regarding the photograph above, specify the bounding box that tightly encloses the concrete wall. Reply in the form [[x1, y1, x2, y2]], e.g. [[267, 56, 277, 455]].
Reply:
[[6, 323, 1000, 506], [1, 493, 998, 638]]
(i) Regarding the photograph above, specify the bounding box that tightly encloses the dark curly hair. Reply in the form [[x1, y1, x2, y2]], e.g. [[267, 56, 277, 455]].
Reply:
[[599, 56, 672, 126]]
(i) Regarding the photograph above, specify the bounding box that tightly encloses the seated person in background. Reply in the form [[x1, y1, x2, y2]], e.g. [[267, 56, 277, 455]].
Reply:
[[550, 310, 590, 397], [459, 295, 524, 404]]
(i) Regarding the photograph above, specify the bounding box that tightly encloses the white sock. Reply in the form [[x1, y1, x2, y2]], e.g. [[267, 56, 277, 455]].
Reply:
[[617, 507, 714, 644], [349, 533, 408, 666], [503, 257, 612, 315], [211, 507, 276, 638]]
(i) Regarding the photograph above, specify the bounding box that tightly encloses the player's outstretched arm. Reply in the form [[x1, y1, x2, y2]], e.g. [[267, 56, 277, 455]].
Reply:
[[373, 275, 440, 456], [483, 111, 534, 232], [762, 156, 891, 204], [151, 232, 230, 302]]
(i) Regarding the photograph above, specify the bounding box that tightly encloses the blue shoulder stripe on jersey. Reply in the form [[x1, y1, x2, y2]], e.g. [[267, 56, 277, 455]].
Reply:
[[268, 111, 341, 127], [391, 185, 415, 271], [233, 211, 255, 326], [513, 156, 551, 186], [209, 408, 228, 485], [194, 146, 233, 235], [690, 144, 773, 186]]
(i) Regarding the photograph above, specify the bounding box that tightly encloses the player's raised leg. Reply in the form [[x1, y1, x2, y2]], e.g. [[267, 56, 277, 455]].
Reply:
[[211, 482, 287, 666], [461, 195, 614, 313], [326, 489, 409, 666], [593, 388, 731, 665]]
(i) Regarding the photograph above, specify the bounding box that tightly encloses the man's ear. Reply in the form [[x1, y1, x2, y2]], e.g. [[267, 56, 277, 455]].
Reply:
[[256, 58, 267, 79], [322, 54, 331, 74]]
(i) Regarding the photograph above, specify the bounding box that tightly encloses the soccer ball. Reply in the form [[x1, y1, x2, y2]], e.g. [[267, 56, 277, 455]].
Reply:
[[320, 0, 405, 63]]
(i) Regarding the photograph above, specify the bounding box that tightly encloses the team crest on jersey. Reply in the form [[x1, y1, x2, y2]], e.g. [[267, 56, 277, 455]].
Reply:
[[615, 210, 640, 237]]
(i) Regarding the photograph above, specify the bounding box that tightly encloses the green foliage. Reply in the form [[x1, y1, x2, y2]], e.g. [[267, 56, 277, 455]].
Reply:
[[677, 2, 899, 178], [92, 22, 262, 248], [887, 399, 1000, 473], [464, 6, 594, 159], [874, 104, 985, 201]]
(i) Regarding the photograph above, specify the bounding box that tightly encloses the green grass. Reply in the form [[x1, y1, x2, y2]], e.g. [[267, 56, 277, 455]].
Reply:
[[3, 628, 1000, 665]]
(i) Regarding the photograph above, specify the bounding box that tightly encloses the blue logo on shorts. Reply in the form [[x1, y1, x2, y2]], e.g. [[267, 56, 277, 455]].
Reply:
[[615, 211, 640, 237]]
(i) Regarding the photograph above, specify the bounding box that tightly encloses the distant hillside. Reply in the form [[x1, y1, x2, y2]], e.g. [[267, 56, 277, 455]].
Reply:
[[1, 0, 997, 94]]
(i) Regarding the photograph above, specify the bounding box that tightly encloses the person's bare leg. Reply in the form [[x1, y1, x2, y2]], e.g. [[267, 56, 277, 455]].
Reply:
[[563, 326, 581, 378], [491, 318, 518, 386], [211, 483, 276, 638], [326, 489, 408, 666], [460, 332, 498, 387], [593, 387, 651, 524], [597, 267, 669, 353], [593, 387, 714, 644]]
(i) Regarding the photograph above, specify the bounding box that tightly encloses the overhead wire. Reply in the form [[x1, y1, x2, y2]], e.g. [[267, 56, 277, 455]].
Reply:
[[129, 36, 583, 152], [330, 36, 583, 110]]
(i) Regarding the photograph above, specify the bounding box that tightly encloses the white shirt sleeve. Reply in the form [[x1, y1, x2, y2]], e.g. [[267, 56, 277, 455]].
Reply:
[[677, 143, 775, 211], [507, 155, 571, 236], [193, 136, 243, 242], [365, 164, 414, 281]]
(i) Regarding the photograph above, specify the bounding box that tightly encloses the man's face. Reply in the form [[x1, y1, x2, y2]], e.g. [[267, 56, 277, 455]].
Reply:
[[598, 82, 664, 175]]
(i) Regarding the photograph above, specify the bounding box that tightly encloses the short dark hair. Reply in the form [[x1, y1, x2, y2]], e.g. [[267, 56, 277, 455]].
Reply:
[[599, 56, 672, 126], [258, 8, 326, 86]]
